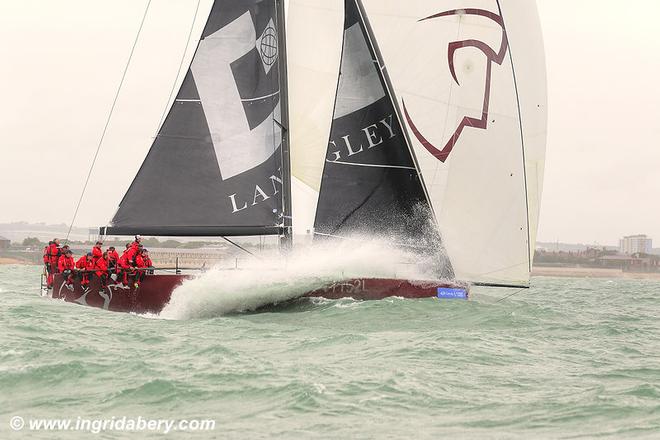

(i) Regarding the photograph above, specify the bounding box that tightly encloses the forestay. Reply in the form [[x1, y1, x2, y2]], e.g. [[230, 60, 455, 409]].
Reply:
[[105, 0, 287, 237], [359, 0, 547, 287]]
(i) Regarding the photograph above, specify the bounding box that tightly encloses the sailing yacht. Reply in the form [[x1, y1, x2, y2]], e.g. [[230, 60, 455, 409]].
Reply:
[[51, 0, 547, 313]]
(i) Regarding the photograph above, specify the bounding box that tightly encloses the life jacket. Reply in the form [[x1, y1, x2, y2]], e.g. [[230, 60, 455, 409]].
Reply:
[[92, 246, 103, 262], [42, 246, 50, 264], [107, 250, 119, 263], [94, 258, 108, 277], [125, 247, 139, 266], [118, 254, 132, 270], [143, 256, 153, 268], [135, 254, 147, 269], [58, 255, 75, 272], [75, 256, 88, 270], [48, 243, 60, 264]]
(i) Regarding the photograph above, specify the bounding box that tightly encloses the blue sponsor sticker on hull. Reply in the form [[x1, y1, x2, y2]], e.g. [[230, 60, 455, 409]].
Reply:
[[437, 288, 468, 300]]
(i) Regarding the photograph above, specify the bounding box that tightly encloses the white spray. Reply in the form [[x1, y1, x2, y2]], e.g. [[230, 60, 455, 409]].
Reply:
[[159, 237, 442, 320]]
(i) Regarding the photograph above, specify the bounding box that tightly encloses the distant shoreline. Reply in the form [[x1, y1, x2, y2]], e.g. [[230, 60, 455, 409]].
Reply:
[[3, 258, 660, 281], [532, 266, 660, 280]]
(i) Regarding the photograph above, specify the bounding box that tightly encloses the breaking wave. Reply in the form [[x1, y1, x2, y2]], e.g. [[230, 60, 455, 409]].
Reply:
[[159, 238, 441, 320]]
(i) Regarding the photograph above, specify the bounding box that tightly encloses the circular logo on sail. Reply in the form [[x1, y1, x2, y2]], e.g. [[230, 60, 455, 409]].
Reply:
[[260, 25, 278, 67]]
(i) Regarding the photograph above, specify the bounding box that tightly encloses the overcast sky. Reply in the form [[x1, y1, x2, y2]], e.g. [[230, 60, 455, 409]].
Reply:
[[1, 0, 659, 245]]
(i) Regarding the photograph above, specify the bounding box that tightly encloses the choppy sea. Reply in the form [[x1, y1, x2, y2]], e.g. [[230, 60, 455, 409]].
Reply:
[[1, 263, 659, 439]]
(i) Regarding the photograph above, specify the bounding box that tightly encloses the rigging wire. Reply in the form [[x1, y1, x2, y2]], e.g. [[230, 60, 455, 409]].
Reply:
[[65, 0, 153, 243], [494, 287, 527, 303], [220, 236, 259, 259]]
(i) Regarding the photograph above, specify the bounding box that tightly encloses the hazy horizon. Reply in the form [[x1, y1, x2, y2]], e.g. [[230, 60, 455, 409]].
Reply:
[[1, 0, 659, 245]]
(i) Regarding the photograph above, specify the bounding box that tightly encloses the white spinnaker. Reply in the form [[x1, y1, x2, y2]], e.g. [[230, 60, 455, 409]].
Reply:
[[499, 0, 547, 267], [360, 0, 547, 286], [286, 0, 344, 241]]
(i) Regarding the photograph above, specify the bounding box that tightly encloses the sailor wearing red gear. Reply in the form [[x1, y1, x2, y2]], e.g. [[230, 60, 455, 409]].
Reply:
[[48, 239, 61, 266], [58, 252, 75, 272], [43, 242, 51, 286], [142, 251, 153, 269], [46, 239, 61, 288], [107, 246, 119, 271], [91, 241, 103, 263], [125, 244, 142, 266], [94, 252, 109, 289], [58, 250, 75, 287], [117, 253, 132, 286], [133, 250, 150, 288], [76, 253, 94, 288], [42, 243, 51, 265], [131, 235, 142, 250]]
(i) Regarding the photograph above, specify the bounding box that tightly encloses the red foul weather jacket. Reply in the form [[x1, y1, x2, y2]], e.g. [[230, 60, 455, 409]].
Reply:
[[107, 250, 119, 264], [117, 254, 132, 270], [93, 258, 108, 278], [58, 255, 75, 272], [48, 243, 60, 265], [92, 246, 103, 261]]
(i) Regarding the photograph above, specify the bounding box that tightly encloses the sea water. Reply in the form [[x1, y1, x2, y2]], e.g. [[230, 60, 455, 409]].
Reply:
[[1, 263, 659, 439]]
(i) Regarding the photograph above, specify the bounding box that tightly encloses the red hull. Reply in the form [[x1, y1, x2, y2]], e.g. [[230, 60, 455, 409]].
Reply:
[[50, 273, 468, 314]]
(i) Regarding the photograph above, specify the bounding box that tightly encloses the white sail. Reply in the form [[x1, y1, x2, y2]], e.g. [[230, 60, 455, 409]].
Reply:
[[285, 0, 345, 241], [359, 0, 547, 286]]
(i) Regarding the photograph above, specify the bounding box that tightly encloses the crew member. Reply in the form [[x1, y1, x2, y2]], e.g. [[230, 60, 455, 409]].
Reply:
[[142, 249, 153, 273], [124, 242, 142, 266], [46, 239, 61, 288], [76, 253, 94, 289], [134, 248, 151, 288], [117, 251, 133, 287], [42, 242, 51, 272], [107, 246, 119, 271], [94, 251, 109, 290], [58, 250, 75, 288], [91, 241, 103, 263]]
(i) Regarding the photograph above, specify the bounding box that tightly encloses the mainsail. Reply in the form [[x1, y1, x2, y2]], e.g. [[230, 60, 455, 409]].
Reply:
[[105, 0, 289, 237], [314, 0, 438, 247], [359, 0, 547, 286]]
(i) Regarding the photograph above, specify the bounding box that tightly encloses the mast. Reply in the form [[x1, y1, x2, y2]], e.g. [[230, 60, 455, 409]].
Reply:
[[276, 0, 293, 251]]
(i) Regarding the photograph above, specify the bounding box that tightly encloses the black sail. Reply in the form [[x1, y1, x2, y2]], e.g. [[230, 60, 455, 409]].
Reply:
[[315, 0, 437, 247], [105, 0, 286, 237]]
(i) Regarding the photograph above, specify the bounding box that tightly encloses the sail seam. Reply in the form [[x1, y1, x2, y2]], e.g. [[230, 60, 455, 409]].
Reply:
[[326, 160, 416, 170], [241, 90, 280, 102]]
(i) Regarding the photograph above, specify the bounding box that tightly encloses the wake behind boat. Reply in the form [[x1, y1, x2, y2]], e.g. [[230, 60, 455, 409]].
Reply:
[[45, 0, 546, 314]]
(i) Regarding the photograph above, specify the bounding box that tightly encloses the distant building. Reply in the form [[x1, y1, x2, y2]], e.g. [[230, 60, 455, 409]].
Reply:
[[619, 235, 652, 255], [0, 236, 10, 249]]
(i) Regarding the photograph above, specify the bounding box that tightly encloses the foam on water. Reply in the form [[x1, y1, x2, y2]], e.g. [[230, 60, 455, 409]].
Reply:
[[160, 238, 436, 320]]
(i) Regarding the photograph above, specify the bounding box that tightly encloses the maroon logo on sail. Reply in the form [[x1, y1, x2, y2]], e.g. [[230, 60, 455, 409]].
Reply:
[[403, 8, 508, 162]]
